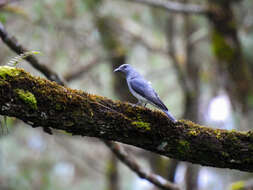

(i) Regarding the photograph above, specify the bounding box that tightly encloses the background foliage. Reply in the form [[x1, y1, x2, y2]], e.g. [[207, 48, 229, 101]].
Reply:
[[1, 0, 253, 190]]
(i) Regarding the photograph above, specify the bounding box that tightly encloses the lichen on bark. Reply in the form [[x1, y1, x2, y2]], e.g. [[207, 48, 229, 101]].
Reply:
[[15, 89, 37, 110]]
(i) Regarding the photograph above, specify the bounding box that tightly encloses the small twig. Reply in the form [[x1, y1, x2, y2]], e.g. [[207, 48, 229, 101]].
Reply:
[[0, 22, 65, 85], [103, 141, 181, 190], [125, 0, 207, 15]]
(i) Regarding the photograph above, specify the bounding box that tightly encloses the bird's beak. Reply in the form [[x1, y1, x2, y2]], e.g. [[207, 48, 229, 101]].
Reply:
[[114, 68, 120, 72]]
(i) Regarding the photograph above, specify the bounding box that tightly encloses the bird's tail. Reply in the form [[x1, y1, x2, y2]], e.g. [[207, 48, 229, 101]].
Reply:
[[163, 110, 177, 123]]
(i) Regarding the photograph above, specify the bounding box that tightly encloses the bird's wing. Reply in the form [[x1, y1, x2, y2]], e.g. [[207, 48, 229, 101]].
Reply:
[[130, 78, 168, 111]]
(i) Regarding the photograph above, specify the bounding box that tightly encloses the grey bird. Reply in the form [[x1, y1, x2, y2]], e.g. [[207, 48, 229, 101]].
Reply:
[[114, 64, 176, 123]]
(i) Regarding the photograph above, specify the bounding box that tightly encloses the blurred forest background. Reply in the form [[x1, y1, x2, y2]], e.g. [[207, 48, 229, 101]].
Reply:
[[1, 0, 253, 189]]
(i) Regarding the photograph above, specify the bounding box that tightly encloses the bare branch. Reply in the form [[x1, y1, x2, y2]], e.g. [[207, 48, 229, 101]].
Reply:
[[104, 141, 181, 190], [124, 0, 207, 14], [0, 22, 65, 86]]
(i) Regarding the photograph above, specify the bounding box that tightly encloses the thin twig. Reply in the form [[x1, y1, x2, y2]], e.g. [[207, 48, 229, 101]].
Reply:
[[0, 22, 65, 85], [104, 141, 181, 190], [125, 0, 207, 14]]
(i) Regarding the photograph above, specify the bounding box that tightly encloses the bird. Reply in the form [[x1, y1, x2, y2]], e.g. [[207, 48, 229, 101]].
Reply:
[[114, 64, 176, 123]]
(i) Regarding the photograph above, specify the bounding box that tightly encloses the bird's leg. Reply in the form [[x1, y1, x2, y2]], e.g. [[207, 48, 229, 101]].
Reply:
[[135, 100, 142, 107]]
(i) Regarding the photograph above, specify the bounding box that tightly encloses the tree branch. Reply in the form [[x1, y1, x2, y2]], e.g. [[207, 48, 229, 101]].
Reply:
[[104, 141, 180, 190], [0, 22, 65, 86], [1, 66, 253, 173], [124, 0, 208, 14]]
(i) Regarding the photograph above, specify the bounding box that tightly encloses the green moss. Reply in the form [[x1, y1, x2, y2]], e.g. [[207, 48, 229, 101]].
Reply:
[[132, 121, 151, 130], [64, 121, 74, 127], [55, 103, 63, 110], [189, 130, 200, 136], [0, 80, 7, 85], [179, 140, 190, 148], [211, 30, 235, 62], [221, 151, 229, 157], [181, 119, 203, 129], [15, 89, 37, 110], [248, 143, 253, 151], [214, 130, 222, 139], [228, 20, 237, 30], [106, 157, 117, 176], [178, 140, 190, 154], [230, 181, 245, 190], [246, 131, 253, 144], [227, 130, 239, 142], [0, 66, 21, 79]]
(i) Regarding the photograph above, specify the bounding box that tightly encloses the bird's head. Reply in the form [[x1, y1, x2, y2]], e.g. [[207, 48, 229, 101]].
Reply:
[[114, 64, 133, 75]]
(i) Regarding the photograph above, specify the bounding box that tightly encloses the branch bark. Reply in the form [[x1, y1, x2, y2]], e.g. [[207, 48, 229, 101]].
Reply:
[[1, 66, 253, 173], [104, 141, 180, 190]]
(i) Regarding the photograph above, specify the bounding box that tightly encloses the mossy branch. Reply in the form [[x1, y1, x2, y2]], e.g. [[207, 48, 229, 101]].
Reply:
[[1, 66, 253, 173]]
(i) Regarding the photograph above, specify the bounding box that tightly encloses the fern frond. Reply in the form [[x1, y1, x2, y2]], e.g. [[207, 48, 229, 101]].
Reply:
[[7, 51, 41, 67]]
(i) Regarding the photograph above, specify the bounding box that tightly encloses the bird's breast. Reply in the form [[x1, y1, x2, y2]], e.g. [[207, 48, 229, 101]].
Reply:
[[127, 80, 147, 102]]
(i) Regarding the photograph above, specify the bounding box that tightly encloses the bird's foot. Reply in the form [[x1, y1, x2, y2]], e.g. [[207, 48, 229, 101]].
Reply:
[[134, 101, 142, 107]]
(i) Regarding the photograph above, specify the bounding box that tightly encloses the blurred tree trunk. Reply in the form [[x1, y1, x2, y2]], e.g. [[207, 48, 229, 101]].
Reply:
[[96, 14, 139, 190], [207, 0, 253, 112], [148, 153, 169, 177], [96, 15, 127, 190], [65, 0, 75, 18], [165, 5, 200, 189], [96, 15, 136, 103], [167, 159, 179, 183], [147, 153, 170, 190], [165, 15, 181, 184], [106, 154, 119, 190], [147, 155, 178, 190], [97, 15, 177, 190], [183, 7, 200, 190]]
